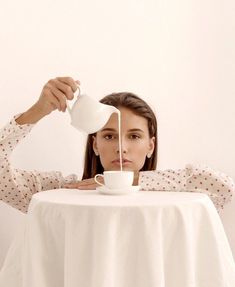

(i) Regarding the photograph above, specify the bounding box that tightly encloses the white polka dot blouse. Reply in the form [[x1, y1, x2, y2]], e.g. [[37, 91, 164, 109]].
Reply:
[[0, 115, 234, 214]]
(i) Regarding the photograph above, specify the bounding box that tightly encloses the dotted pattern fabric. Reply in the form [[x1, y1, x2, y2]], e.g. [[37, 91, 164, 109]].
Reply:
[[0, 115, 234, 214], [0, 115, 77, 213], [139, 164, 234, 213]]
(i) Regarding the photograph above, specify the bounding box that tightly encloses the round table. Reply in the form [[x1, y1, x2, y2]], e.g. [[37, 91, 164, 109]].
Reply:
[[1, 189, 235, 287]]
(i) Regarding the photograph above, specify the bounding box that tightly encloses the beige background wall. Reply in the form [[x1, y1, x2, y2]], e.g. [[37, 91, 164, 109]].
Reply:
[[0, 0, 234, 267]]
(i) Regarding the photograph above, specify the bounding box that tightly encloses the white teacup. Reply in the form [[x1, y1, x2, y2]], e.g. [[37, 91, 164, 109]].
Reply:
[[94, 171, 134, 189]]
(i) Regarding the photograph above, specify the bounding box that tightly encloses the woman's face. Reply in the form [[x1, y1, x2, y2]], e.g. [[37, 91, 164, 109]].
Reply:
[[93, 107, 155, 172]]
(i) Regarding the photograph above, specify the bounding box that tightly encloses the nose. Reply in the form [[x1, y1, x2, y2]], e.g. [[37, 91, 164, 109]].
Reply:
[[115, 137, 127, 154]]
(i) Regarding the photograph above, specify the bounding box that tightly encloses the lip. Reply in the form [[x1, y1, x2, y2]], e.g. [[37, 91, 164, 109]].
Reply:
[[112, 158, 132, 163], [111, 158, 132, 165]]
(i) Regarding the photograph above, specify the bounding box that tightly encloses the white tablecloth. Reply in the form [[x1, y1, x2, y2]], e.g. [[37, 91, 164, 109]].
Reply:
[[1, 189, 235, 287]]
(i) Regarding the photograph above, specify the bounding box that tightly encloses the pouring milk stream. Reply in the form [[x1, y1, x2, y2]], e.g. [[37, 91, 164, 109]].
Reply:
[[66, 86, 123, 171]]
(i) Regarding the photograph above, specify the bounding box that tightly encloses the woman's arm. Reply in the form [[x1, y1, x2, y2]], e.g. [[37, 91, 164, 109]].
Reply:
[[0, 77, 80, 212], [139, 164, 234, 212], [15, 104, 46, 125], [0, 116, 78, 213], [16, 76, 79, 125]]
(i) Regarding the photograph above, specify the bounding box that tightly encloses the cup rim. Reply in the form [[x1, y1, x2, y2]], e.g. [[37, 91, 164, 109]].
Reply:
[[103, 170, 134, 174]]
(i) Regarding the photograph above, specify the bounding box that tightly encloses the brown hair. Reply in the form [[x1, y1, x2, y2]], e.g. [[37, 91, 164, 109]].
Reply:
[[82, 92, 158, 179]]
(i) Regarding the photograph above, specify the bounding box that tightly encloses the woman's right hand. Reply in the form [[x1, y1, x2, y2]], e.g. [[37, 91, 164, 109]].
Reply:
[[34, 77, 80, 116], [16, 77, 80, 125]]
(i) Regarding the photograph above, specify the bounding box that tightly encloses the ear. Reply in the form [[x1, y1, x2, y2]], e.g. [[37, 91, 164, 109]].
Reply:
[[148, 137, 155, 154], [92, 135, 99, 156]]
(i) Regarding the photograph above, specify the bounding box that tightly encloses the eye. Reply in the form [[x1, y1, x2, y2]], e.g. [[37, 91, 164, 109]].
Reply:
[[103, 134, 116, 140], [129, 134, 141, 140]]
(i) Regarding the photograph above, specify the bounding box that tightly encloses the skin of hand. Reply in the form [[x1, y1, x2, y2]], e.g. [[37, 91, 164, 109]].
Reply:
[[16, 77, 81, 125], [64, 171, 139, 190], [63, 178, 103, 190], [35, 77, 80, 116]]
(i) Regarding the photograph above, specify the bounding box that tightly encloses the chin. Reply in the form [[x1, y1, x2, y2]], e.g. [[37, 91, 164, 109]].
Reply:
[[122, 167, 134, 171]]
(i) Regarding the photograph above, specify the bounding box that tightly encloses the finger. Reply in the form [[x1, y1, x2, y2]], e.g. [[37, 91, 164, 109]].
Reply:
[[79, 185, 98, 190], [64, 184, 98, 190], [64, 181, 98, 189], [56, 77, 78, 93], [48, 78, 74, 101], [71, 182, 93, 188], [54, 79, 75, 100], [75, 180, 97, 187], [64, 185, 76, 189], [46, 92, 61, 111], [64, 178, 97, 188], [50, 86, 67, 112], [63, 182, 81, 188], [76, 183, 99, 190]]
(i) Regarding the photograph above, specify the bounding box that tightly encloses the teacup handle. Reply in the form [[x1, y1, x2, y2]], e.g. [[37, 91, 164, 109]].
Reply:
[[66, 84, 81, 115], [94, 174, 105, 186]]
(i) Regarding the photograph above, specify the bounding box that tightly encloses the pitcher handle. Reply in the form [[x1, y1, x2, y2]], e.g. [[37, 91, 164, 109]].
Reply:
[[66, 84, 81, 114]]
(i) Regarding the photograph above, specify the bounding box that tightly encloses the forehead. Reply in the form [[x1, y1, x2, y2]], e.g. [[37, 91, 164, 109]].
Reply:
[[103, 107, 149, 131]]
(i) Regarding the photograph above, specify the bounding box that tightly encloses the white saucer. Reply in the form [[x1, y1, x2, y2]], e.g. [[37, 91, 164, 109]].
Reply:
[[96, 185, 140, 195]]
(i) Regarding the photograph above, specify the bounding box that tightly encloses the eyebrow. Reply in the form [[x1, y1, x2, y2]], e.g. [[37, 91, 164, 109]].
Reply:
[[100, 128, 145, 133]]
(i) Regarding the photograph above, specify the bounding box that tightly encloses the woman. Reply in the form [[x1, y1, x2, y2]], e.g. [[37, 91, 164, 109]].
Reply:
[[0, 77, 234, 213]]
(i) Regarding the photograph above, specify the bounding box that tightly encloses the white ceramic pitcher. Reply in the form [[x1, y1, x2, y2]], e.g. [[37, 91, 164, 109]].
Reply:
[[67, 86, 119, 134]]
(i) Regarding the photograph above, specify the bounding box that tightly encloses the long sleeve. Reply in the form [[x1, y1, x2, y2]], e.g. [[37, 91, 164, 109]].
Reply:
[[0, 115, 77, 213], [139, 164, 234, 213]]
